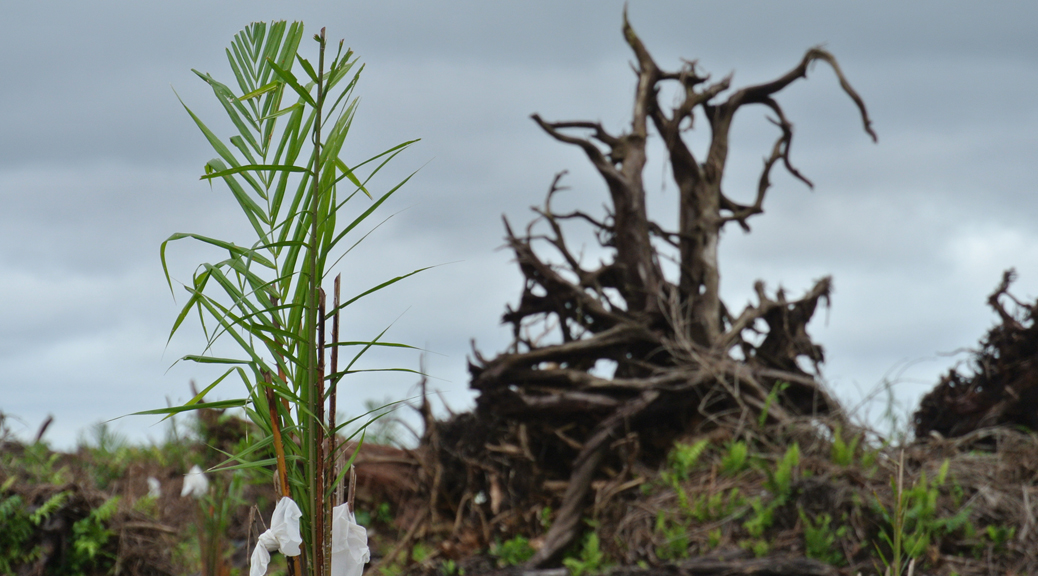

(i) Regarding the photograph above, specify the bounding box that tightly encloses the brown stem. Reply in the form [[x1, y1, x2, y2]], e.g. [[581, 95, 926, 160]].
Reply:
[[262, 371, 300, 576], [268, 296, 294, 418], [264, 373, 292, 498]]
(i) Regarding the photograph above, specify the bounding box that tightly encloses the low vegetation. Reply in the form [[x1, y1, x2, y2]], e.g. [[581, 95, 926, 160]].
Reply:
[[4, 398, 1038, 575]]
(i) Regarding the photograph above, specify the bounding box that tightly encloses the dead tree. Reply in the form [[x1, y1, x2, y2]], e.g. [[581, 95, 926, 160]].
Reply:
[[445, 11, 876, 567]]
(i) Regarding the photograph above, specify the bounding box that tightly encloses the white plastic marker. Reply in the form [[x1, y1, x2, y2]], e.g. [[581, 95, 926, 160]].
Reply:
[[180, 465, 209, 499], [250, 497, 303, 576], [147, 477, 162, 498], [330, 504, 370, 576]]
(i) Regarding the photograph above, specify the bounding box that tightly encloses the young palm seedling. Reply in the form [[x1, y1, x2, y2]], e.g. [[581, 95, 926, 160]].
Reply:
[[138, 21, 425, 576]]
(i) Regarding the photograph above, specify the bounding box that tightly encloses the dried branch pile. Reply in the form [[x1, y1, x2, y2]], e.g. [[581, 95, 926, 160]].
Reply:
[[915, 269, 1038, 439], [417, 11, 877, 569]]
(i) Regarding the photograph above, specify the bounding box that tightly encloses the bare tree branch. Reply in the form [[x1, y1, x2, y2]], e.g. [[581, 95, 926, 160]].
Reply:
[[531, 115, 626, 186]]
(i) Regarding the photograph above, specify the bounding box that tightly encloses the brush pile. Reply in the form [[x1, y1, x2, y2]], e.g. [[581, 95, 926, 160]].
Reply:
[[361, 270, 1038, 576], [914, 269, 1038, 439], [387, 395, 1038, 575]]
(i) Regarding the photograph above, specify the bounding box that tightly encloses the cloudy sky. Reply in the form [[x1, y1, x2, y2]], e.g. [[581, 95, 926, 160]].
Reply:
[[2, 1, 1036, 449]]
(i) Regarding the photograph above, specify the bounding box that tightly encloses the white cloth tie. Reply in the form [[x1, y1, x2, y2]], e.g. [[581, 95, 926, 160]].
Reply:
[[180, 465, 209, 498], [250, 497, 303, 576], [330, 504, 370, 576], [147, 477, 162, 498]]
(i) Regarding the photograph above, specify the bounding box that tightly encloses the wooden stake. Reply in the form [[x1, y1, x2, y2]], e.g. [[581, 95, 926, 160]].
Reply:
[[316, 288, 328, 576], [330, 274, 341, 505], [348, 464, 356, 514]]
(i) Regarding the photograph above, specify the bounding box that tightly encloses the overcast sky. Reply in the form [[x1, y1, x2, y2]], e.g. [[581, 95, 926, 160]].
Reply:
[[2, 1, 1036, 449]]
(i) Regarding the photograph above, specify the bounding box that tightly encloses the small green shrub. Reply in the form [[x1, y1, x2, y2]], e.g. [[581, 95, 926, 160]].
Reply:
[[983, 524, 1015, 552], [873, 457, 971, 574], [67, 496, 120, 574], [720, 441, 749, 476], [739, 537, 770, 558], [759, 381, 789, 426], [0, 491, 120, 576], [667, 439, 710, 481], [6, 442, 70, 485], [830, 426, 859, 467], [950, 476, 966, 508], [78, 423, 135, 490], [492, 535, 535, 567], [692, 488, 745, 522], [799, 509, 847, 566], [30, 490, 71, 525], [654, 512, 689, 561], [860, 446, 878, 471], [0, 494, 35, 573], [411, 542, 433, 563], [133, 494, 159, 518], [743, 497, 775, 539], [765, 443, 800, 500], [707, 528, 722, 550], [440, 559, 464, 575], [539, 506, 553, 529], [357, 501, 393, 527], [562, 532, 608, 576]]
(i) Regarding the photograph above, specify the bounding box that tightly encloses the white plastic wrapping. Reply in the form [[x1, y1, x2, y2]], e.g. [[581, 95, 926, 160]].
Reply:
[[250, 497, 303, 576], [146, 477, 162, 498], [331, 504, 369, 576], [180, 465, 209, 498]]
